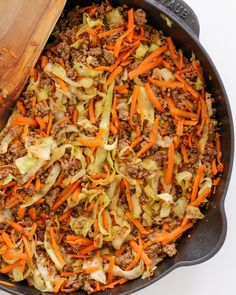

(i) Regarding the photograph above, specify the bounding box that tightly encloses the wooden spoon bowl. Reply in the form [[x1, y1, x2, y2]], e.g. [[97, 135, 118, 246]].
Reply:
[[0, 0, 66, 130]]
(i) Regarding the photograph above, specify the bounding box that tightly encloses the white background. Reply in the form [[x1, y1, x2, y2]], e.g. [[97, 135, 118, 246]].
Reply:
[[1, 0, 236, 294]]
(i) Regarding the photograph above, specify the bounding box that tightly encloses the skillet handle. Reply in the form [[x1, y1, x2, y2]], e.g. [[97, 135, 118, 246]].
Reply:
[[154, 0, 200, 38]]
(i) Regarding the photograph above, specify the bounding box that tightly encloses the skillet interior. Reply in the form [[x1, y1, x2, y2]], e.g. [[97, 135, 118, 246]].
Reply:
[[0, 1, 233, 294]]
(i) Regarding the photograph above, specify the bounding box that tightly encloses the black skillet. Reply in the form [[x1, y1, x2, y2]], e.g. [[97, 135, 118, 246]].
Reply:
[[0, 0, 234, 294]]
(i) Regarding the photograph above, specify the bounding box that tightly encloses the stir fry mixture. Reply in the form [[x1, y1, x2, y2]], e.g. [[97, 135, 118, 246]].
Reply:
[[0, 2, 224, 293]]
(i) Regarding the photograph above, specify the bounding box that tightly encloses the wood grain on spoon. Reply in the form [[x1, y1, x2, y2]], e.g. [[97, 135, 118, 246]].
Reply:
[[0, 0, 66, 130]]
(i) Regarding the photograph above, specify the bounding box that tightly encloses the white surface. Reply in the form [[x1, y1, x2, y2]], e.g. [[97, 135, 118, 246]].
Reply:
[[1, 1, 236, 295]]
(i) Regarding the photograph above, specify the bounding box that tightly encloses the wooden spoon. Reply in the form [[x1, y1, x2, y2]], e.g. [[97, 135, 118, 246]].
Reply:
[[0, 0, 66, 130]]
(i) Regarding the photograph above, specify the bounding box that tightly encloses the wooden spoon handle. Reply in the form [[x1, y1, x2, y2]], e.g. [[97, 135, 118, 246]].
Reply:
[[0, 0, 66, 129]]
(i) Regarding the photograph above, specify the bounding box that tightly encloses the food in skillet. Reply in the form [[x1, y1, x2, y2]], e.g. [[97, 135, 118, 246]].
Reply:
[[0, 2, 224, 293]]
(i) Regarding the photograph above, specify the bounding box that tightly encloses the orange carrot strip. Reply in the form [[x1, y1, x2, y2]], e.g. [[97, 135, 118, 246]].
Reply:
[[17, 207, 25, 221], [72, 108, 78, 126], [89, 98, 96, 124], [155, 223, 193, 245], [49, 227, 66, 267], [127, 9, 134, 42], [53, 183, 78, 211], [165, 142, 175, 185], [181, 144, 189, 163], [3, 252, 29, 261], [80, 244, 97, 255], [126, 212, 150, 235], [129, 136, 143, 151], [40, 55, 48, 69], [55, 77, 68, 91], [191, 164, 205, 202], [0, 260, 22, 273], [107, 66, 123, 86], [7, 221, 29, 237], [129, 85, 139, 127], [35, 116, 46, 130], [162, 60, 171, 70], [175, 73, 199, 98], [176, 119, 184, 136], [140, 45, 167, 66], [128, 57, 163, 80], [98, 27, 124, 39], [22, 236, 33, 259], [171, 108, 198, 120], [16, 101, 26, 116], [78, 137, 103, 148], [29, 223, 37, 240], [2, 232, 14, 249], [59, 210, 71, 222], [166, 37, 181, 70], [11, 115, 37, 127], [46, 111, 53, 135], [54, 278, 66, 293], [191, 187, 211, 207], [126, 240, 142, 270], [144, 82, 165, 112], [107, 256, 115, 283], [101, 278, 128, 291], [130, 240, 151, 266], [28, 208, 37, 221], [212, 159, 218, 176], [148, 77, 184, 89], [114, 25, 135, 57], [102, 210, 109, 231], [123, 178, 133, 213]]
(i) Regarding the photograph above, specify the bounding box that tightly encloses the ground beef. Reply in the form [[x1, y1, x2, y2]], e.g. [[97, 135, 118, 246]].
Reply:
[[103, 49, 115, 65], [126, 162, 149, 179], [134, 9, 147, 26], [118, 109, 129, 121], [145, 243, 162, 259], [34, 102, 51, 117], [60, 158, 82, 177], [116, 246, 134, 270], [46, 187, 61, 208], [162, 243, 177, 257], [77, 274, 95, 294]]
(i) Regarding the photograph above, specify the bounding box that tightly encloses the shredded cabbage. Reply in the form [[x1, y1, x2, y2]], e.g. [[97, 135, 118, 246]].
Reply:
[[77, 13, 103, 36], [15, 156, 38, 174]]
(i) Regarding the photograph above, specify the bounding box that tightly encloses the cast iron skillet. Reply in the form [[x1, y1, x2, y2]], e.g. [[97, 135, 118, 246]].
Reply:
[[0, 0, 234, 294]]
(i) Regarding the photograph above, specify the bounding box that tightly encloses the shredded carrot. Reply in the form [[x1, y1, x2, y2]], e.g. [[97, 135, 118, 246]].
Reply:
[[0, 260, 22, 273], [144, 82, 165, 112], [107, 256, 115, 283], [114, 25, 135, 57], [78, 137, 103, 148], [126, 212, 150, 235], [155, 222, 193, 245], [55, 77, 68, 91], [148, 77, 184, 89], [166, 37, 181, 70], [28, 208, 37, 221], [31, 96, 37, 108], [101, 278, 128, 291], [80, 244, 97, 255], [213, 177, 221, 186], [211, 158, 218, 175], [127, 9, 134, 42], [98, 27, 124, 39], [11, 115, 37, 127], [54, 278, 66, 293], [59, 210, 71, 222], [3, 252, 29, 261], [29, 223, 37, 240], [140, 45, 167, 67], [17, 207, 25, 221], [35, 116, 46, 130], [46, 111, 53, 135], [22, 236, 33, 259], [126, 240, 142, 270], [129, 136, 143, 152], [72, 108, 78, 125], [2, 232, 14, 249], [129, 57, 163, 80], [176, 119, 184, 136], [130, 240, 151, 266], [123, 178, 133, 213], [107, 66, 123, 86], [175, 73, 199, 98], [181, 144, 189, 163], [41, 55, 48, 69], [171, 108, 198, 120], [129, 85, 139, 127], [16, 101, 26, 116], [7, 221, 30, 237], [102, 210, 109, 231], [191, 164, 205, 202], [53, 182, 78, 211], [88, 98, 96, 124], [49, 227, 66, 267], [191, 187, 211, 207], [165, 142, 175, 185]]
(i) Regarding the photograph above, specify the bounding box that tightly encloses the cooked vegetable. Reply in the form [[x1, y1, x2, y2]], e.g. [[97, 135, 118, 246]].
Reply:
[[0, 2, 222, 294]]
